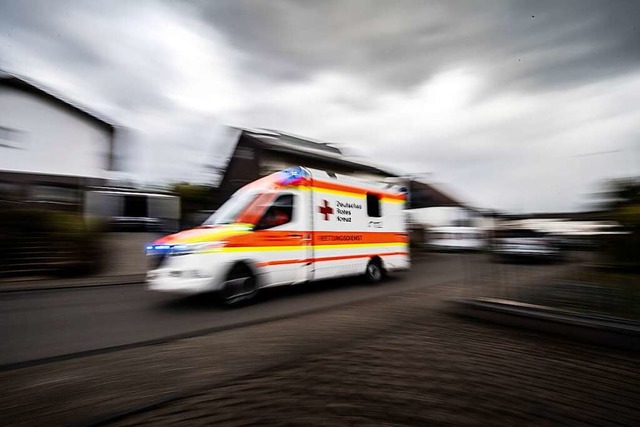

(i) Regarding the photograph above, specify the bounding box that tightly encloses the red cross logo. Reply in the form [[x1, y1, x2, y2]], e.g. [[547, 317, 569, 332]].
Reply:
[[318, 200, 333, 220]]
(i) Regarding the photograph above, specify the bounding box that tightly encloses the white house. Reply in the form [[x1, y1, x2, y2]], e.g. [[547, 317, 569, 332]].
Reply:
[[0, 70, 118, 207]]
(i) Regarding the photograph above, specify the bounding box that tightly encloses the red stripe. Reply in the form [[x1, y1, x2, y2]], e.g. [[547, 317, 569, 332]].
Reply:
[[225, 231, 408, 248], [314, 231, 407, 245], [256, 252, 408, 267], [312, 179, 406, 200]]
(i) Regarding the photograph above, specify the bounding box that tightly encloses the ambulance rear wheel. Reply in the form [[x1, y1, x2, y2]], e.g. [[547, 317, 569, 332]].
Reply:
[[365, 258, 384, 283], [221, 264, 258, 307]]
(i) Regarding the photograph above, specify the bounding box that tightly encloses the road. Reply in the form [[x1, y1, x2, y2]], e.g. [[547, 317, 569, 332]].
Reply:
[[0, 252, 559, 367]]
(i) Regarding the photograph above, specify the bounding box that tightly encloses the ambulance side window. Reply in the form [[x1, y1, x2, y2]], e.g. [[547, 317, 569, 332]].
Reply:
[[256, 194, 294, 229], [366, 193, 381, 217]]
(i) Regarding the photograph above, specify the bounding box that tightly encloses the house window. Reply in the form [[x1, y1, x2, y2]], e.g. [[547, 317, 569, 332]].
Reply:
[[31, 185, 79, 205], [123, 195, 148, 217], [0, 126, 23, 149], [366, 192, 381, 217]]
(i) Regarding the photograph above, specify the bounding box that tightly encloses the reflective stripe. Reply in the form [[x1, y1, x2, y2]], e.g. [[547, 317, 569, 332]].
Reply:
[[237, 172, 405, 201], [154, 224, 253, 245], [311, 179, 405, 201], [313, 231, 407, 244], [256, 251, 409, 267], [314, 242, 406, 250], [224, 230, 407, 248], [381, 197, 405, 204], [154, 227, 408, 248], [205, 242, 407, 254]]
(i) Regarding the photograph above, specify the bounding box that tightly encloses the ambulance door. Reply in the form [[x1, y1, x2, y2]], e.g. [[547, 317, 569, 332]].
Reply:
[[309, 184, 367, 281], [253, 191, 312, 285]]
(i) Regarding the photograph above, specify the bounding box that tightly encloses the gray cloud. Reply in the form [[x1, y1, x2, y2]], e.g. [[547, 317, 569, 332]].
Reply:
[[189, 0, 640, 93], [1, 0, 639, 211], [0, 0, 187, 118]]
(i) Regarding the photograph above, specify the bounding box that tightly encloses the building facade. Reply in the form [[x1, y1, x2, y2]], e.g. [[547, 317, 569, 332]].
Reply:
[[213, 128, 465, 213], [213, 128, 400, 207], [0, 71, 117, 209]]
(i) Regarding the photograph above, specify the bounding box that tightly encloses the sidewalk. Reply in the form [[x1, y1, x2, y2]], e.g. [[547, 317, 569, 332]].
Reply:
[[0, 273, 145, 292], [0, 245, 433, 292], [0, 232, 154, 292], [2, 280, 638, 426]]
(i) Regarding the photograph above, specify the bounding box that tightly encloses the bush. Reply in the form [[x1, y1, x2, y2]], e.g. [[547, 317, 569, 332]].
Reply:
[[0, 207, 107, 277], [170, 183, 215, 229], [595, 178, 640, 272], [597, 205, 640, 272]]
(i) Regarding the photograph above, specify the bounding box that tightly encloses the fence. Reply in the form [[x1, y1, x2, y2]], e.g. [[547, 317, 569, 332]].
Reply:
[[456, 249, 640, 321]]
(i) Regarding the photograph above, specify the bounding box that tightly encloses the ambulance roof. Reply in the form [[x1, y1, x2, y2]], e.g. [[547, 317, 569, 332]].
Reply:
[[305, 167, 406, 195], [237, 167, 406, 197]]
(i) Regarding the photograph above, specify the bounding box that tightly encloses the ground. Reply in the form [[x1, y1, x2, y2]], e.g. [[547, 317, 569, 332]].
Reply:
[[111, 288, 640, 426], [0, 253, 638, 426]]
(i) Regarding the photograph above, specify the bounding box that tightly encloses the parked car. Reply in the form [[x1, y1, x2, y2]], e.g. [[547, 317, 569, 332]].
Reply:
[[491, 228, 563, 262], [427, 226, 485, 251]]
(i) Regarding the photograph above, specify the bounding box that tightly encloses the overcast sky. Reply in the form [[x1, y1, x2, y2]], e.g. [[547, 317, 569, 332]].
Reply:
[[1, 0, 639, 212]]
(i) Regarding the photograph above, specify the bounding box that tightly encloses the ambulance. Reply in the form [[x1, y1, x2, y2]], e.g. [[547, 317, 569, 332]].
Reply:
[[145, 167, 410, 305]]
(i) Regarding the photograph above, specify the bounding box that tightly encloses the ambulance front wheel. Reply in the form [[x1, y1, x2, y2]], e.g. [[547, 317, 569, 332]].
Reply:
[[220, 263, 258, 307], [365, 258, 385, 283]]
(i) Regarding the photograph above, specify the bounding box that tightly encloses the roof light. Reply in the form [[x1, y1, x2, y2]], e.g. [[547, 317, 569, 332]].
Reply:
[[278, 167, 310, 185]]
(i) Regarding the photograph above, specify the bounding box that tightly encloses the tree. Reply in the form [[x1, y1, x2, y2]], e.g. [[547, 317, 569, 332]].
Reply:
[[170, 183, 216, 229], [596, 177, 640, 270]]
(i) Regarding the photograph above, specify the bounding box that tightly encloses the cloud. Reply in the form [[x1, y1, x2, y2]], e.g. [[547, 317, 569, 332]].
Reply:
[[223, 66, 640, 211], [1, 0, 639, 211], [190, 0, 640, 92], [0, 0, 249, 183], [0, 0, 254, 120]]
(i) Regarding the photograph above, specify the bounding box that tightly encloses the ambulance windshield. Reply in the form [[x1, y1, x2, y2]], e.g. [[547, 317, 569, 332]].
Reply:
[[202, 190, 258, 226]]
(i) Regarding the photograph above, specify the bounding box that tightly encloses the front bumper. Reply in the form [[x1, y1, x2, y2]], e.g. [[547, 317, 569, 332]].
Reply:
[[147, 269, 215, 294], [146, 252, 230, 294]]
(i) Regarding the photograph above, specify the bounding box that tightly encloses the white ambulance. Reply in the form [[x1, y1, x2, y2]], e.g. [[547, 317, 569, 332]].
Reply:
[[146, 167, 410, 304]]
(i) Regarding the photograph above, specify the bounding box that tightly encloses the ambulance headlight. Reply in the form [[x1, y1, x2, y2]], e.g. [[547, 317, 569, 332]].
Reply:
[[170, 241, 227, 256]]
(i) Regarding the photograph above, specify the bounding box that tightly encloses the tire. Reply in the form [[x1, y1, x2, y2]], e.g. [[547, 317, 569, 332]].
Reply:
[[220, 264, 258, 307], [364, 258, 384, 284]]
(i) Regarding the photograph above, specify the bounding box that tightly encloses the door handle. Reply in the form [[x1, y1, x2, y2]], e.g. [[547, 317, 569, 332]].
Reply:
[[289, 233, 303, 238]]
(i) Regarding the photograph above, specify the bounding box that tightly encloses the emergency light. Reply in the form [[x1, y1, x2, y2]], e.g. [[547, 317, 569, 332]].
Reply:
[[278, 166, 310, 186]]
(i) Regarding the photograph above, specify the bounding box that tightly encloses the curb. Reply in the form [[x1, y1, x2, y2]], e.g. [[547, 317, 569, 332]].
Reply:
[[0, 252, 457, 293], [446, 297, 640, 351], [0, 274, 146, 293]]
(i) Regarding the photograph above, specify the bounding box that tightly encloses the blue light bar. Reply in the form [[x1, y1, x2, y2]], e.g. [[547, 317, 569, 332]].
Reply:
[[145, 244, 172, 254], [145, 243, 196, 256], [279, 166, 310, 185]]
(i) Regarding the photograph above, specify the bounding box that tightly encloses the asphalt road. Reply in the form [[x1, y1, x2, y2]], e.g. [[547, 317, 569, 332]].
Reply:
[[0, 253, 559, 367]]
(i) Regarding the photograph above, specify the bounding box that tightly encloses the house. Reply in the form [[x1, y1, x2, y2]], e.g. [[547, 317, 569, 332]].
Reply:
[[0, 70, 119, 209], [213, 128, 397, 205], [213, 128, 466, 215], [209, 128, 485, 246]]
